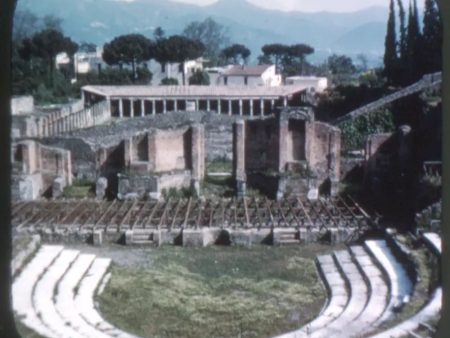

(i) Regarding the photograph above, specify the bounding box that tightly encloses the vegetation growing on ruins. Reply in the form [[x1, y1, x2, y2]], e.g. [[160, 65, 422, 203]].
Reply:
[[98, 245, 333, 338], [62, 178, 95, 199], [339, 108, 395, 152]]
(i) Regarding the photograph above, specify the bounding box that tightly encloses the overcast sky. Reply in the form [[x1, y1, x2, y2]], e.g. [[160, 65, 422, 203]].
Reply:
[[168, 0, 424, 13]]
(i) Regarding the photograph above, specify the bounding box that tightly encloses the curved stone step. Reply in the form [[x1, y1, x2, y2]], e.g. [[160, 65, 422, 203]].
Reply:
[[348, 245, 389, 335], [365, 239, 413, 323], [74, 257, 139, 338], [33, 249, 84, 338], [422, 232, 441, 256], [311, 250, 369, 338], [13, 245, 64, 338], [369, 234, 442, 338], [55, 253, 112, 338], [369, 287, 442, 338], [275, 254, 349, 338]]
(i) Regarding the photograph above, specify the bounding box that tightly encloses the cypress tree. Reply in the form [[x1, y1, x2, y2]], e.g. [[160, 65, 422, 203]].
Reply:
[[384, 0, 398, 84], [397, 0, 407, 62], [406, 0, 422, 82], [422, 0, 442, 73]]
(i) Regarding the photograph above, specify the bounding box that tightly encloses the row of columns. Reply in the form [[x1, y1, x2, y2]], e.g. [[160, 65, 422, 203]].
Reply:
[[113, 97, 289, 118], [30, 101, 109, 138]]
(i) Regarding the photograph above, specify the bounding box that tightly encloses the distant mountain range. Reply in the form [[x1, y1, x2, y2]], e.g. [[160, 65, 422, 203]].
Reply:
[[17, 0, 389, 65]]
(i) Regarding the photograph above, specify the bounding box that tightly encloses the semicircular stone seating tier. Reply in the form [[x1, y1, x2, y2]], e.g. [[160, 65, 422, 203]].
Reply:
[[276, 238, 415, 338], [368, 232, 442, 338], [13, 234, 441, 338], [13, 245, 139, 338]]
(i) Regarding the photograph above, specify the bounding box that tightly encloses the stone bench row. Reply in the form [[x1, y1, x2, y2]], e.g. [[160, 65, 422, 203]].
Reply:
[[276, 239, 414, 338], [13, 245, 139, 338], [368, 233, 442, 338]]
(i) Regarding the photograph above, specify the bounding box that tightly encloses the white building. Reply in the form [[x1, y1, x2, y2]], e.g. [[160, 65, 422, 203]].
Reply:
[[285, 76, 328, 93], [74, 47, 106, 74], [148, 58, 205, 85], [56, 47, 107, 75], [217, 64, 282, 87]]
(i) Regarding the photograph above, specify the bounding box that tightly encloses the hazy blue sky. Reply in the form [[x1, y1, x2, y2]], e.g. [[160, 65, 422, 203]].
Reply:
[[166, 0, 425, 12]]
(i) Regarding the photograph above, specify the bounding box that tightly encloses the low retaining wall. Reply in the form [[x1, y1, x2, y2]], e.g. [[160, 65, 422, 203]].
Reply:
[[11, 234, 41, 277]]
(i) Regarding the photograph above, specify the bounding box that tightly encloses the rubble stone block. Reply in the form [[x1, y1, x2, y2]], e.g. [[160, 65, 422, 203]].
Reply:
[[96, 177, 108, 200], [93, 230, 103, 246], [52, 176, 65, 199]]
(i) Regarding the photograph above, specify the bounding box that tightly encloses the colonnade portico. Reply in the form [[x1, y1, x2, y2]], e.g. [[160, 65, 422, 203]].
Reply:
[[110, 97, 287, 117], [82, 85, 309, 119]]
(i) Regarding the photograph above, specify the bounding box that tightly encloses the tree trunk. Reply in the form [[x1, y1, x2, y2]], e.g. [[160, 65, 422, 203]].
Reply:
[[0, 0, 21, 335]]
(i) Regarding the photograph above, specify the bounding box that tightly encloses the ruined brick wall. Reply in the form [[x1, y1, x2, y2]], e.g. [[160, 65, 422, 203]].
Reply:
[[307, 122, 341, 180], [12, 140, 72, 200], [364, 132, 394, 180], [150, 127, 190, 172], [244, 118, 278, 172], [40, 138, 97, 179]]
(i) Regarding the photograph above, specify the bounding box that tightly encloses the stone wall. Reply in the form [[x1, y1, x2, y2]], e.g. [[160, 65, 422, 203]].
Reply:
[[11, 96, 34, 115], [11, 140, 72, 200], [233, 110, 341, 197], [118, 171, 191, 200], [308, 121, 341, 181], [12, 100, 109, 138]]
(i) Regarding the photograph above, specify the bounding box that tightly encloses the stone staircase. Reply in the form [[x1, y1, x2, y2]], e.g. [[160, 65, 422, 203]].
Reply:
[[276, 232, 441, 338], [334, 72, 442, 125], [125, 229, 156, 245], [274, 228, 300, 245], [13, 245, 139, 338]]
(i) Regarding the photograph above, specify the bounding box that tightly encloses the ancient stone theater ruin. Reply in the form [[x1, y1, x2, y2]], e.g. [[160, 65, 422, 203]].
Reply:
[[11, 74, 443, 338]]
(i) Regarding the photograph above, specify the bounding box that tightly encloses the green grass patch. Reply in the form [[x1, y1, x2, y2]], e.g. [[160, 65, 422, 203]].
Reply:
[[62, 178, 95, 199], [12, 234, 33, 259], [15, 318, 46, 338], [98, 245, 333, 338], [206, 159, 232, 173]]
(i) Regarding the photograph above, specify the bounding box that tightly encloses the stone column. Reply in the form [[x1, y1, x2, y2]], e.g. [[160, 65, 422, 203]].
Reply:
[[206, 100, 210, 111], [228, 99, 232, 116], [260, 100, 264, 116], [141, 100, 145, 117], [233, 120, 246, 196], [163, 100, 167, 114], [271, 99, 275, 110], [277, 111, 289, 173], [119, 99, 124, 118], [217, 99, 221, 114], [249, 99, 254, 117], [239, 100, 243, 116], [283, 97, 288, 107], [174, 100, 178, 112], [190, 124, 205, 196], [130, 99, 135, 117], [123, 138, 133, 168], [20, 140, 39, 174], [152, 100, 156, 115], [42, 118, 48, 137], [106, 97, 111, 117]]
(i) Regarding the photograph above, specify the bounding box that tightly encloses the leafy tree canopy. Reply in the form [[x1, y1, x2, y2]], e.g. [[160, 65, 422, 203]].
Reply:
[[189, 69, 210, 85], [221, 44, 251, 64], [183, 17, 230, 59], [103, 34, 154, 68]]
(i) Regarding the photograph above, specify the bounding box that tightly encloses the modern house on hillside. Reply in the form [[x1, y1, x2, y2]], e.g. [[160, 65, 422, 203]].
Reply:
[[217, 64, 281, 87]]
